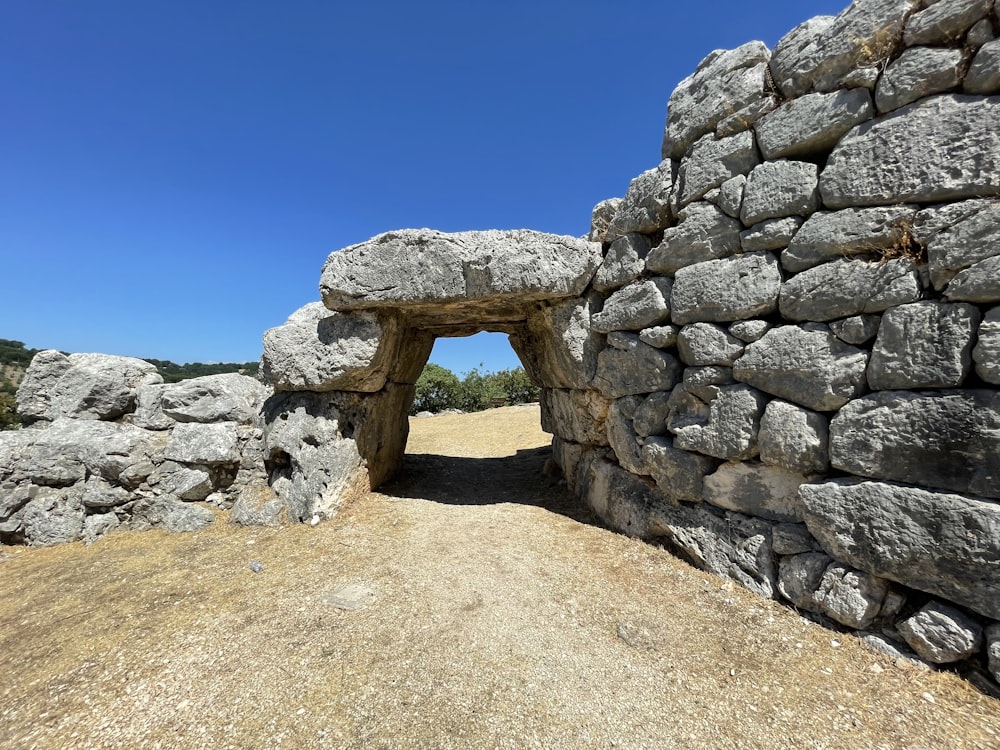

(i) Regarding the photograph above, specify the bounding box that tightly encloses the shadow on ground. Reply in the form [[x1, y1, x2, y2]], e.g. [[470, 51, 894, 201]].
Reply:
[[380, 446, 602, 525]]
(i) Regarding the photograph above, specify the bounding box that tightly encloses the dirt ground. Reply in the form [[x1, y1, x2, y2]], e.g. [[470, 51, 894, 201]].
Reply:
[[1, 404, 998, 749]]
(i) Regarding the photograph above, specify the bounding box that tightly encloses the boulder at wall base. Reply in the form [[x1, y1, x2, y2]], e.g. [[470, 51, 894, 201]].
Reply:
[[130, 496, 216, 534], [134, 372, 269, 429], [829, 390, 1000, 499], [800, 479, 1000, 620], [16, 350, 163, 422], [897, 602, 984, 664], [319, 229, 601, 311]]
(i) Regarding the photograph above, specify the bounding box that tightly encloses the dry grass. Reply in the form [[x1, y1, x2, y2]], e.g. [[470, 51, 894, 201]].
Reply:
[[1, 405, 998, 749]]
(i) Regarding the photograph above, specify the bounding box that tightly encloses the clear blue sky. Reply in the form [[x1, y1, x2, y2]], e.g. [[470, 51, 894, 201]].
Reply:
[[1, 1, 846, 375]]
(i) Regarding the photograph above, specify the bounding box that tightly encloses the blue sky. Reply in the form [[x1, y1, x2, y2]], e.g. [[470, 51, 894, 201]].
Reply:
[[1, 1, 846, 375]]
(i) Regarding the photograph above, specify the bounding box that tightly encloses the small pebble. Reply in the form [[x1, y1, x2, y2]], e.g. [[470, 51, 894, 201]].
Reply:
[[249, 561, 265, 573], [922, 692, 935, 704]]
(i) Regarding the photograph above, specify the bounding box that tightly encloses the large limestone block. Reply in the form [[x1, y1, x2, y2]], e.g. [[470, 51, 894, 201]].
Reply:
[[905, 0, 994, 46], [591, 339, 681, 399], [820, 95, 1000, 207], [782, 206, 917, 272], [740, 217, 803, 253], [592, 233, 650, 293], [769, 0, 920, 98], [641, 436, 719, 503], [876, 47, 963, 113], [677, 323, 744, 367], [920, 199, 1000, 290], [671, 252, 782, 325], [778, 258, 922, 322], [898, 602, 984, 664], [320, 229, 601, 311], [134, 373, 268, 429], [944, 255, 1000, 303], [17, 350, 162, 422], [759, 400, 829, 474], [973, 307, 1000, 383], [778, 552, 832, 610], [740, 161, 819, 226], [261, 303, 400, 393], [734, 325, 869, 412], [868, 302, 980, 389], [965, 37, 1000, 94], [19, 486, 85, 547], [515, 295, 604, 389], [605, 396, 645, 474], [755, 89, 874, 160], [829, 314, 881, 345], [830, 390, 1000, 498], [800, 479, 1000, 620], [645, 202, 742, 275], [589, 198, 622, 243], [130, 496, 216, 534], [632, 392, 672, 438], [163, 422, 240, 466], [605, 163, 674, 241], [666, 383, 766, 461], [590, 279, 672, 334], [703, 462, 810, 523], [814, 563, 891, 630], [540, 388, 610, 447], [675, 130, 759, 206], [662, 42, 770, 160]]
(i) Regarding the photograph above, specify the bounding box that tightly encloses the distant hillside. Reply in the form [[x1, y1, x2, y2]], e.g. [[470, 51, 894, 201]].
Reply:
[[0, 339, 260, 428]]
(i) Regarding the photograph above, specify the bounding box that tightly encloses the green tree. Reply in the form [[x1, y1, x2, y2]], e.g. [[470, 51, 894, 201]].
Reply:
[[411, 363, 462, 414], [491, 367, 540, 405], [457, 366, 506, 412], [0, 391, 20, 430]]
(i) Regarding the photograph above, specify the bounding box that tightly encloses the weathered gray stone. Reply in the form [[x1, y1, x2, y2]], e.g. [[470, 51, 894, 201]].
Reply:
[[829, 314, 881, 345], [641, 436, 719, 503], [16, 351, 162, 423], [606, 163, 674, 241], [815, 563, 890, 629], [782, 206, 917, 273], [81, 476, 131, 509], [728, 320, 771, 343], [592, 342, 682, 399], [756, 89, 875, 159], [662, 42, 770, 160], [666, 383, 766, 460], [592, 234, 650, 293], [151, 462, 214, 501], [987, 623, 1000, 683], [821, 95, 1000, 207], [968, 17, 996, 46], [260, 304, 399, 393], [772, 523, 818, 555], [868, 302, 980, 389], [83, 512, 120, 545], [606, 332, 639, 351], [163, 422, 240, 466], [944, 255, 1000, 303], [830, 390, 1000, 499], [740, 161, 819, 227], [921, 200, 1000, 290], [778, 552, 832, 610], [779, 258, 922, 322], [671, 252, 782, 324], [740, 217, 803, 253], [759, 400, 829, 475], [606, 396, 645, 474], [683, 366, 735, 388], [134, 372, 268, 429], [717, 175, 746, 219], [591, 279, 672, 333], [676, 131, 760, 206], [131, 496, 216, 533], [769, 0, 919, 98], [231, 482, 286, 527], [320, 228, 601, 311], [715, 98, 779, 139], [20, 486, 85, 547], [646, 202, 743, 275], [897, 602, 984, 663], [734, 325, 869, 412], [582, 458, 669, 539], [632, 392, 672, 438], [703, 462, 809, 522], [876, 46, 963, 113], [517, 294, 604, 390], [589, 198, 622, 243], [540, 388, 610, 447], [677, 323, 744, 366], [973, 307, 1000, 383], [638, 325, 679, 349], [905, 0, 993, 46], [965, 37, 1000, 94], [800, 479, 1000, 619]]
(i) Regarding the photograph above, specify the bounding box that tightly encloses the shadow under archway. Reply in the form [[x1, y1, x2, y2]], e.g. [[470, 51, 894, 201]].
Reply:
[[378, 446, 603, 527]]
